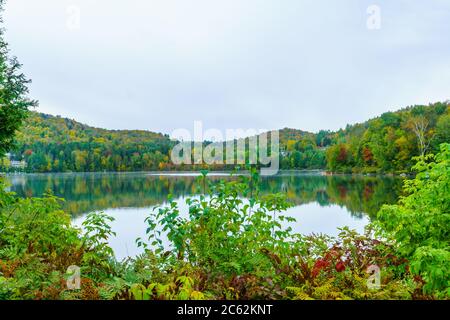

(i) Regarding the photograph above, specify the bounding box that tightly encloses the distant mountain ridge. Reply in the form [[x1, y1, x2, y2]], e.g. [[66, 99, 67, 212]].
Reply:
[[1, 101, 449, 173]]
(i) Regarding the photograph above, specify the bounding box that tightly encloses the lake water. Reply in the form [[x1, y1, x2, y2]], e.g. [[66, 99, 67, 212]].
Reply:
[[5, 172, 404, 260]]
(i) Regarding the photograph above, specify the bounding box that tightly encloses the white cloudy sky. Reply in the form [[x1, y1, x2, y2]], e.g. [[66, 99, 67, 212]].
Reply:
[[4, 0, 450, 135]]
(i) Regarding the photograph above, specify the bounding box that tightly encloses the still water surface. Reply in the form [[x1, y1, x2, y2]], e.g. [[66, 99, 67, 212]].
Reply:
[[6, 172, 404, 259]]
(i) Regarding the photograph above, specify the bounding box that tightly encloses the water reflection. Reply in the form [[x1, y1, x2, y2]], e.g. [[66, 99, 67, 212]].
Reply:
[[6, 172, 404, 259], [7, 172, 404, 219]]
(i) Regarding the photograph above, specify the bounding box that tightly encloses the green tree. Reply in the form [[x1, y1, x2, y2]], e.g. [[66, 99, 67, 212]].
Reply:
[[291, 150, 302, 168], [431, 112, 450, 151], [0, 1, 37, 157]]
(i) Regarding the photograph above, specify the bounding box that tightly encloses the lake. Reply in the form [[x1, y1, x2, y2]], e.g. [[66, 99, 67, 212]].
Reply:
[[5, 172, 404, 260]]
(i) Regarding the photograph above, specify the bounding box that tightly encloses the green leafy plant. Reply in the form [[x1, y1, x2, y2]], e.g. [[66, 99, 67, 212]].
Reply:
[[377, 143, 450, 298], [143, 171, 296, 282]]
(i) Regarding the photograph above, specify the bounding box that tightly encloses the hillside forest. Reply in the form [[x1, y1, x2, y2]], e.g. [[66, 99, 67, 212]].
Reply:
[[1, 102, 449, 174]]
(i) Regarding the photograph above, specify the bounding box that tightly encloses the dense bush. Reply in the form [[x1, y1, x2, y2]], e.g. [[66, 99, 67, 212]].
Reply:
[[377, 143, 450, 298], [130, 170, 418, 300], [0, 181, 119, 299]]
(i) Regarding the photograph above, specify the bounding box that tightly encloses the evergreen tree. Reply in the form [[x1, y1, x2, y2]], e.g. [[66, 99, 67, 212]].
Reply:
[[0, 0, 37, 157]]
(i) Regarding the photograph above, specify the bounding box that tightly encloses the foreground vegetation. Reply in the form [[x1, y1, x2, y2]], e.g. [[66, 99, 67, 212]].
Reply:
[[1, 145, 448, 299]]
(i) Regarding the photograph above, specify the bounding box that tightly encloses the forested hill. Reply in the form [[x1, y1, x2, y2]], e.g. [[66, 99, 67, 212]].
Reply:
[[2, 101, 449, 173], [7, 112, 176, 172], [272, 102, 449, 172], [323, 102, 449, 173]]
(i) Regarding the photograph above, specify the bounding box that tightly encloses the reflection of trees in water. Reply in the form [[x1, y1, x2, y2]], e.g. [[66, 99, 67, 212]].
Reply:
[[262, 175, 403, 219], [257, 175, 403, 219], [8, 173, 404, 219], [9, 173, 221, 216]]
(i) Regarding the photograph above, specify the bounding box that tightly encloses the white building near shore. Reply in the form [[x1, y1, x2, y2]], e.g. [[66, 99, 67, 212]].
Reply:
[[4, 153, 27, 169]]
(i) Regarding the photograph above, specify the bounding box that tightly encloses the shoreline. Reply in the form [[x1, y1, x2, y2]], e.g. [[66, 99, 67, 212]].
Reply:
[[1, 169, 410, 178]]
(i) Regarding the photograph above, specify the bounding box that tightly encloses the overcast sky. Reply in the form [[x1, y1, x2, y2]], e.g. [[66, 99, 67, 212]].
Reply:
[[4, 0, 450, 135]]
